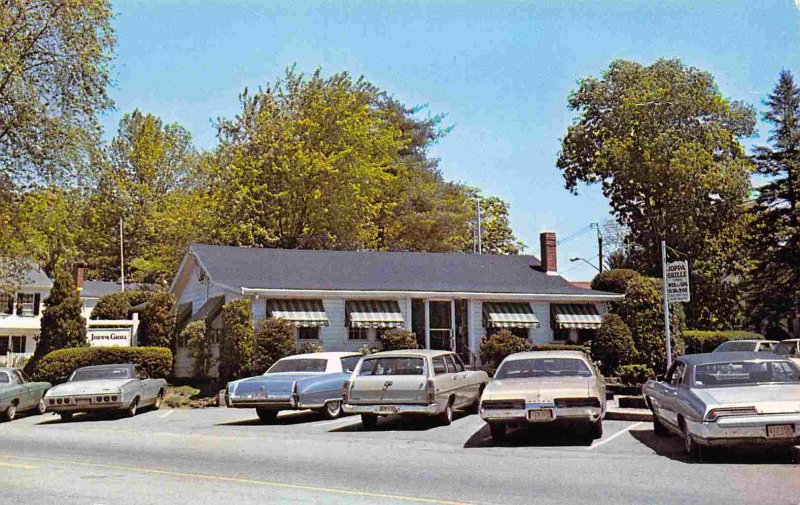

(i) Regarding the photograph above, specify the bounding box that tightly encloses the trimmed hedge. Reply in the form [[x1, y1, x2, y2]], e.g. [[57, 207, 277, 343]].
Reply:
[[616, 364, 655, 385], [683, 330, 763, 354], [530, 344, 590, 353], [34, 347, 173, 384]]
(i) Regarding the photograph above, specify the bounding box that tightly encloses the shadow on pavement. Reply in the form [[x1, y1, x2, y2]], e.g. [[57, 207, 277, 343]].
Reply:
[[214, 410, 322, 427], [330, 411, 472, 433], [631, 428, 798, 465], [35, 412, 121, 425], [463, 423, 593, 448]]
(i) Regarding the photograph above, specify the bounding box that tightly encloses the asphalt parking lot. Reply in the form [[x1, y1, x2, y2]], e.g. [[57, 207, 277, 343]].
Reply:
[[1, 406, 799, 505]]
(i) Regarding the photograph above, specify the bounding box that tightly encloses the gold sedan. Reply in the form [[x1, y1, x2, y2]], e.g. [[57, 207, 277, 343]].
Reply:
[[479, 351, 606, 442]]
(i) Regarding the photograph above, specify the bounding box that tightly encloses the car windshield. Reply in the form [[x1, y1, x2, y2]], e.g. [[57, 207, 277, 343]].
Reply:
[[714, 341, 755, 352], [358, 357, 425, 376], [774, 342, 796, 356], [495, 358, 592, 379], [693, 360, 800, 387], [70, 367, 130, 381], [267, 359, 327, 373]]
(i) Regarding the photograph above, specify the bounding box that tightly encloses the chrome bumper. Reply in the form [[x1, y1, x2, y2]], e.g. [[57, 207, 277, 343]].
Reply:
[[480, 407, 602, 423], [46, 401, 126, 412], [688, 414, 800, 447], [343, 402, 443, 416]]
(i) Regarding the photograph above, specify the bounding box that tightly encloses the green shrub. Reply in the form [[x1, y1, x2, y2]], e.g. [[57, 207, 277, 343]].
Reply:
[[379, 328, 418, 351], [530, 343, 589, 353], [183, 320, 214, 379], [591, 269, 640, 294], [616, 364, 655, 385], [138, 291, 177, 348], [298, 341, 324, 354], [218, 299, 255, 381], [252, 318, 296, 374], [591, 314, 636, 374], [683, 330, 763, 354], [91, 290, 155, 320], [480, 330, 532, 366], [33, 346, 173, 384]]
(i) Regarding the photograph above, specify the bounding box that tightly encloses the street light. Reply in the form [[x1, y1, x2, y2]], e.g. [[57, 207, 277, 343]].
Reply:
[[569, 257, 600, 271]]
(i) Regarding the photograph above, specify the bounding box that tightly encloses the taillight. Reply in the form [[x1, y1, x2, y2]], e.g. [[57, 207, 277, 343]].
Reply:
[[426, 379, 435, 404], [290, 383, 299, 407], [706, 407, 758, 422]]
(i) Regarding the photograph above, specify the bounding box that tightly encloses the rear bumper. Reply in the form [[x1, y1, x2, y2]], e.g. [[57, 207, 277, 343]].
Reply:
[[480, 407, 602, 425], [688, 414, 800, 447], [47, 402, 127, 413], [343, 402, 443, 416]]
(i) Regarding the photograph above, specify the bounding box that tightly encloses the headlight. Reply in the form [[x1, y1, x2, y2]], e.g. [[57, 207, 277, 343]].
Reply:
[[706, 407, 758, 422]]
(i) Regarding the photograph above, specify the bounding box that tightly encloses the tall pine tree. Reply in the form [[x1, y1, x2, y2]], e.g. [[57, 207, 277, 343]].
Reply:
[[747, 70, 800, 338]]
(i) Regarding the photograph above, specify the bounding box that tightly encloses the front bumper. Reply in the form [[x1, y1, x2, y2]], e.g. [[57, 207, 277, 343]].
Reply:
[[480, 406, 602, 425], [689, 414, 800, 447], [343, 402, 443, 416]]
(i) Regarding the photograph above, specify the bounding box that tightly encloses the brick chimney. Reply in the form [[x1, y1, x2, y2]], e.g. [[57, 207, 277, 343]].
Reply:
[[73, 264, 85, 289], [540, 232, 557, 274]]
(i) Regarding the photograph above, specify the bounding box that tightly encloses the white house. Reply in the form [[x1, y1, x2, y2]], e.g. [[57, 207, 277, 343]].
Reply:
[[169, 233, 622, 378]]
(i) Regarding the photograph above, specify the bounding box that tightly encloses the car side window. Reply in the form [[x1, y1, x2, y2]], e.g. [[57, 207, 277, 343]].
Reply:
[[451, 354, 465, 372], [135, 367, 149, 380], [340, 356, 360, 373], [13, 371, 25, 384], [432, 357, 447, 375], [669, 362, 686, 386], [443, 355, 456, 373], [0, 372, 9, 384]]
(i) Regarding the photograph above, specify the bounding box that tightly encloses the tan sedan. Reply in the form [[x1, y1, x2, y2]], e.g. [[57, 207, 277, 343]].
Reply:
[[479, 351, 606, 442]]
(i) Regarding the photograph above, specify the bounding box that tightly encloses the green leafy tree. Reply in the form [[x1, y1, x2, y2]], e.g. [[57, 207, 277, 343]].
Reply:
[[591, 314, 635, 375], [183, 320, 214, 379], [25, 267, 87, 374], [252, 318, 296, 375], [591, 269, 640, 295], [298, 341, 324, 354], [746, 70, 800, 337], [91, 290, 155, 320], [479, 330, 532, 367], [378, 328, 418, 351], [218, 299, 255, 381], [138, 291, 176, 348], [557, 59, 756, 329]]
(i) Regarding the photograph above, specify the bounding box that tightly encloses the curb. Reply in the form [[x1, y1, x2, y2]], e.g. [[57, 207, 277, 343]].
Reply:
[[606, 408, 653, 422]]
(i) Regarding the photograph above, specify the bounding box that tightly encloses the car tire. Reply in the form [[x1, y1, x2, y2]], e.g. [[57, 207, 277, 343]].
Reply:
[[35, 398, 47, 415], [468, 386, 485, 414], [153, 390, 164, 410], [59, 412, 73, 422], [323, 400, 342, 420], [489, 423, 507, 443], [256, 408, 277, 424], [2, 402, 17, 422], [124, 398, 139, 418], [683, 422, 702, 461], [437, 400, 454, 426], [652, 415, 669, 437], [590, 419, 603, 440], [360, 414, 378, 429]]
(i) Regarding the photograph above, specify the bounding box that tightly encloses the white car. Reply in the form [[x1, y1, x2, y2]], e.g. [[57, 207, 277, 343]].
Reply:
[[713, 340, 777, 353]]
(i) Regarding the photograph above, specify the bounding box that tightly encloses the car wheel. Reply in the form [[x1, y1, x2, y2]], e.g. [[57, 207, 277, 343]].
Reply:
[[360, 414, 378, 429], [125, 398, 139, 418], [153, 390, 164, 410], [489, 423, 507, 442], [468, 386, 485, 414], [59, 412, 73, 422], [590, 419, 603, 440], [652, 415, 669, 437], [437, 401, 454, 426], [2, 402, 17, 422], [323, 400, 342, 420], [682, 422, 702, 461], [256, 408, 277, 424], [35, 398, 47, 415]]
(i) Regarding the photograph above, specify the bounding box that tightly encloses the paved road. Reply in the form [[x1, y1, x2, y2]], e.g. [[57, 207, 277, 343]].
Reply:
[[1, 407, 799, 505]]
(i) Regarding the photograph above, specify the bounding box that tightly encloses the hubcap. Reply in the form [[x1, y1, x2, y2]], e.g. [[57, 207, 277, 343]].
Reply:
[[327, 401, 340, 414], [8, 405, 16, 419]]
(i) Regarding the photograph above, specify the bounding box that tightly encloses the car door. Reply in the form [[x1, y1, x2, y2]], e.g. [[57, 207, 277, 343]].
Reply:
[[135, 366, 155, 403], [13, 371, 35, 410], [658, 361, 687, 428], [442, 354, 466, 407], [431, 355, 454, 404]]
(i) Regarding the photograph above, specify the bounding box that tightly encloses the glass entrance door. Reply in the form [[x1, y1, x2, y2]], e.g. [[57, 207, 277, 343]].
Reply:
[[428, 301, 453, 351]]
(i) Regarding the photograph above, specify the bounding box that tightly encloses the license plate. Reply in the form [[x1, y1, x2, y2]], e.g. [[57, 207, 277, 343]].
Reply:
[[767, 424, 795, 438], [527, 409, 554, 422], [77, 399, 90, 406], [253, 392, 269, 400], [378, 406, 398, 414]]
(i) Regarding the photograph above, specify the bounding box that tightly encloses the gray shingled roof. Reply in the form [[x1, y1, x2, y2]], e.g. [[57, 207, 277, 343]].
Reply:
[[80, 281, 156, 298], [188, 244, 617, 297]]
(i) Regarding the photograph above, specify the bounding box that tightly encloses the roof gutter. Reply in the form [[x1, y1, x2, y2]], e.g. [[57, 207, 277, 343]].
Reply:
[[240, 287, 623, 302]]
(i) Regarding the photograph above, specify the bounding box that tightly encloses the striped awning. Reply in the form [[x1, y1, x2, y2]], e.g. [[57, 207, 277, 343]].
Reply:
[[346, 300, 405, 329], [483, 302, 540, 329], [553, 304, 603, 329], [268, 299, 330, 328]]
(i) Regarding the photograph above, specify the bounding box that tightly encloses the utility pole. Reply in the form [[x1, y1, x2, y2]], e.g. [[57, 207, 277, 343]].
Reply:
[[661, 240, 672, 370], [595, 223, 603, 273], [476, 199, 482, 255], [120, 217, 125, 292]]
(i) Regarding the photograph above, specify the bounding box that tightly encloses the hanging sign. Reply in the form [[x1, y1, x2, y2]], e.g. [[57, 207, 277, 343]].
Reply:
[[86, 327, 133, 347], [666, 261, 690, 303]]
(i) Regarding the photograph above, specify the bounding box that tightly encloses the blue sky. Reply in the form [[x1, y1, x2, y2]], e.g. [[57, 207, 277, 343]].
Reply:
[[105, 0, 800, 280]]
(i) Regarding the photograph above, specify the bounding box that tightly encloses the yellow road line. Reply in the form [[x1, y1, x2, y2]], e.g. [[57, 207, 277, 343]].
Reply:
[[0, 454, 471, 505], [0, 461, 36, 469]]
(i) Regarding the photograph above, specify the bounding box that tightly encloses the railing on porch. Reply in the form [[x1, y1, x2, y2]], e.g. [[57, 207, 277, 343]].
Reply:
[[0, 352, 33, 367]]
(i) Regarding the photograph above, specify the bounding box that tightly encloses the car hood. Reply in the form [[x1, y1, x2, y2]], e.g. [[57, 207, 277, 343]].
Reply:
[[693, 384, 800, 409], [46, 379, 132, 396], [230, 372, 324, 395], [485, 376, 596, 402]]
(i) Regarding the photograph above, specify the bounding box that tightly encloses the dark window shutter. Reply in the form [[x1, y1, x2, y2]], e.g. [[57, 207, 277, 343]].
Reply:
[[4, 295, 11, 315], [33, 294, 41, 316], [15, 294, 22, 316]]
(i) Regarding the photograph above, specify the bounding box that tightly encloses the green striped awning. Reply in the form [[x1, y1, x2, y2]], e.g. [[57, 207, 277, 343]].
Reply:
[[483, 302, 540, 329], [553, 304, 603, 329], [346, 300, 405, 329], [268, 299, 330, 328]]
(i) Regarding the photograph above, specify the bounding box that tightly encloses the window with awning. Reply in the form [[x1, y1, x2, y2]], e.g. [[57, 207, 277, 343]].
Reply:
[[346, 300, 405, 329], [483, 302, 541, 329], [552, 304, 603, 329], [268, 299, 330, 327]]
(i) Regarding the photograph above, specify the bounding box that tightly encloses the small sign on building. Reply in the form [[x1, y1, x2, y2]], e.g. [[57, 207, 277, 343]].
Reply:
[[666, 261, 690, 303], [86, 327, 133, 347]]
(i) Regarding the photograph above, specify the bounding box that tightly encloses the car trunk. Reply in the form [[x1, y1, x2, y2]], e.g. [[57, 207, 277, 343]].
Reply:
[[491, 376, 594, 403], [233, 373, 319, 396], [349, 356, 429, 405]]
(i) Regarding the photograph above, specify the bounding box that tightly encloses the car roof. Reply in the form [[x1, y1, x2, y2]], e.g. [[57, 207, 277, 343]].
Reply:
[[679, 352, 787, 365], [74, 364, 136, 371], [366, 349, 453, 358], [281, 352, 361, 360], [502, 350, 589, 361], [0, 368, 17, 373]]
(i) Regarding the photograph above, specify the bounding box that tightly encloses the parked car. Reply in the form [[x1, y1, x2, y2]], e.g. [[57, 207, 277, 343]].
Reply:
[[0, 368, 51, 422], [713, 340, 777, 353], [44, 363, 167, 421], [226, 352, 363, 423], [773, 339, 800, 367], [643, 352, 800, 460], [479, 351, 606, 442], [342, 349, 489, 428]]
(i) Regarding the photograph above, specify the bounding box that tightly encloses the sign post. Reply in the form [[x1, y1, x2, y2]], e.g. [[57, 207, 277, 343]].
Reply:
[[661, 241, 672, 370], [662, 243, 691, 370]]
